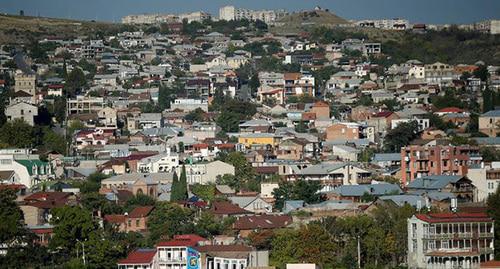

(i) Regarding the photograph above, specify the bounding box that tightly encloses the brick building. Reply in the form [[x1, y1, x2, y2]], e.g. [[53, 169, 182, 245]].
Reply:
[[401, 145, 482, 185]]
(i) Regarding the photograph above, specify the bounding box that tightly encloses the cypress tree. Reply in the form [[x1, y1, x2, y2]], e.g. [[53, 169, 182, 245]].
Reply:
[[179, 165, 188, 200], [170, 171, 181, 201]]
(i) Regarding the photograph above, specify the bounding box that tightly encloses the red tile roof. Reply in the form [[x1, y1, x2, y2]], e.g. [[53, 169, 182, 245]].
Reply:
[[129, 206, 154, 218], [156, 234, 207, 247], [0, 184, 27, 191], [233, 215, 292, 230], [210, 201, 251, 216], [437, 107, 465, 113], [313, 101, 329, 107], [118, 249, 157, 265], [24, 192, 71, 202], [415, 212, 493, 223], [373, 111, 393, 118], [104, 214, 126, 224]]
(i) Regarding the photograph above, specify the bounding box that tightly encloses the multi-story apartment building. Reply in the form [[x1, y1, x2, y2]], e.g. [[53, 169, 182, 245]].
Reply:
[[425, 62, 455, 85], [219, 6, 287, 24], [474, 20, 500, 35], [66, 96, 105, 115], [357, 18, 410, 30], [479, 110, 500, 137], [175, 160, 235, 185], [284, 72, 315, 99], [170, 99, 209, 112], [408, 212, 495, 269], [468, 163, 500, 202], [137, 150, 179, 173], [401, 145, 483, 185]]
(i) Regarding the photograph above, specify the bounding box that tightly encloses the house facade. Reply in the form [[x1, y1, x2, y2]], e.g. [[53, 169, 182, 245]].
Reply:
[[407, 213, 494, 269]]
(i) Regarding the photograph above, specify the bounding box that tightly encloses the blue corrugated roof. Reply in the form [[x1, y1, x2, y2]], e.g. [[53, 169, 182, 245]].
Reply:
[[407, 175, 463, 190], [332, 183, 402, 197]]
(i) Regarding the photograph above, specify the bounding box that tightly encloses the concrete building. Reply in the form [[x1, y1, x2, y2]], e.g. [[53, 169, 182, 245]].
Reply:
[[137, 150, 179, 173], [400, 145, 483, 185], [468, 163, 500, 202], [175, 160, 235, 185], [407, 212, 495, 269], [425, 62, 455, 85], [325, 122, 361, 141], [0, 150, 54, 188], [170, 99, 209, 112], [5, 102, 38, 126], [219, 5, 287, 24], [479, 110, 500, 137], [475, 20, 500, 35], [67, 96, 105, 115], [14, 70, 36, 96]]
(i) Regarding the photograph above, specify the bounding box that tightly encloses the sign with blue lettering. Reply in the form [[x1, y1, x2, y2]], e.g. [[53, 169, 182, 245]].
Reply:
[[187, 247, 200, 269]]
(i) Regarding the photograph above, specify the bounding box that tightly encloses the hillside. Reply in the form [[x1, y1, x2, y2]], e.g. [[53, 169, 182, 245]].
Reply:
[[270, 9, 350, 34], [0, 14, 131, 44]]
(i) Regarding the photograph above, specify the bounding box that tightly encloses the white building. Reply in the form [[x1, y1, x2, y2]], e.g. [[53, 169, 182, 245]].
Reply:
[[0, 150, 54, 188], [170, 99, 209, 112], [176, 160, 235, 185], [219, 5, 287, 24], [468, 162, 500, 202], [137, 150, 179, 174], [407, 213, 494, 269], [5, 102, 38, 126]]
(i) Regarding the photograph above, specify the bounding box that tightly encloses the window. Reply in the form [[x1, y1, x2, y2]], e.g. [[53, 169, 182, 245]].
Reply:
[[20, 109, 24, 115], [136, 219, 140, 227], [428, 240, 435, 250], [441, 241, 449, 249], [412, 239, 418, 252]]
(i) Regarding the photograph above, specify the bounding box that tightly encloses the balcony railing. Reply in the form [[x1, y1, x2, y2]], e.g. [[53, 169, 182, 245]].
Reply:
[[422, 232, 494, 240], [158, 257, 187, 263]]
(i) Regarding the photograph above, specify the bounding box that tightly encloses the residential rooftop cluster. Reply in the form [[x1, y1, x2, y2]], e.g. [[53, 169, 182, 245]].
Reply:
[[0, 5, 499, 269]]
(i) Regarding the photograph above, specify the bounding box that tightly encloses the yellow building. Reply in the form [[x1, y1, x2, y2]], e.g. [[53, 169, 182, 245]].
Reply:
[[238, 133, 280, 148]]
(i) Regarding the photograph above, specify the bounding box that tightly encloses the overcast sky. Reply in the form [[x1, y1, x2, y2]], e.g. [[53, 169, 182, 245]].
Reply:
[[1, 0, 499, 24]]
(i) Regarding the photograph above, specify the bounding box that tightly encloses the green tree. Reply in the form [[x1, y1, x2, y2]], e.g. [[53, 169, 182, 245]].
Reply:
[[219, 152, 256, 190], [65, 67, 87, 97], [473, 65, 489, 82], [178, 165, 188, 200], [41, 128, 67, 154], [0, 189, 26, 245], [184, 108, 205, 122], [124, 194, 155, 212], [270, 224, 337, 269], [194, 212, 231, 238], [384, 121, 420, 152], [273, 180, 323, 211], [50, 206, 97, 254], [147, 202, 195, 242], [85, 232, 125, 268], [170, 171, 181, 202], [0, 119, 35, 148], [295, 121, 308, 133], [191, 183, 216, 202]]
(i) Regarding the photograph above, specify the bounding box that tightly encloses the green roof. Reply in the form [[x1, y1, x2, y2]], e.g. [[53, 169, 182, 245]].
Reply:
[[15, 159, 51, 176]]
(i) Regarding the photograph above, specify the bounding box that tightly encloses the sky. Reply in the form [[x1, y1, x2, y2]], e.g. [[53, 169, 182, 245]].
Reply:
[[1, 0, 499, 24]]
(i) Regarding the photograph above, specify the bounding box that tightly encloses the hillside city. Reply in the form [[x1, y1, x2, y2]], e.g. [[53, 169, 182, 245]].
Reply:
[[0, 4, 500, 269]]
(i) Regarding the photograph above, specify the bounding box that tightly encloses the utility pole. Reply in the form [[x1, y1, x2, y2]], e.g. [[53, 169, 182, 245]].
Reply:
[[357, 235, 361, 269], [82, 241, 86, 266]]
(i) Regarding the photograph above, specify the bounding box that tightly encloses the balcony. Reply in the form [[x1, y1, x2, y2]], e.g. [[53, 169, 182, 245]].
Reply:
[[158, 257, 187, 264]]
